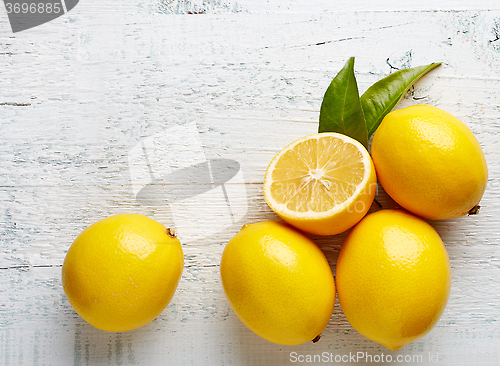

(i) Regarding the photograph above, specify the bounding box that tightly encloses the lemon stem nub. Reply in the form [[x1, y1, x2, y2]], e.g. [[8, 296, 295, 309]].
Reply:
[[468, 205, 481, 215], [312, 335, 321, 343], [373, 199, 383, 210], [166, 228, 176, 238]]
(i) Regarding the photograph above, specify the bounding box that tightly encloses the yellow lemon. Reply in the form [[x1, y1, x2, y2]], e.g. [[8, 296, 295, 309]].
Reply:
[[336, 209, 451, 351], [263, 133, 377, 236], [62, 214, 184, 332], [220, 220, 335, 345], [371, 105, 488, 220]]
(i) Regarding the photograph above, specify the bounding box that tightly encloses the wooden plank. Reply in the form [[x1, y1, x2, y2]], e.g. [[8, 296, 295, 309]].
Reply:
[[1, 4, 500, 365]]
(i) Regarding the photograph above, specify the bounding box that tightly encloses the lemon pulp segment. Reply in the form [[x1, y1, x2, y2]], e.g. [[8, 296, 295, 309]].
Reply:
[[268, 135, 366, 214]]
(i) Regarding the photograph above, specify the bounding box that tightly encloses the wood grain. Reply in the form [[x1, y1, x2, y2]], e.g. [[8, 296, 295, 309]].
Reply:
[[1, 1, 500, 365]]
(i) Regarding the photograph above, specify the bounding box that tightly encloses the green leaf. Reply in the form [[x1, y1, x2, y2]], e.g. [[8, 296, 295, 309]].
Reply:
[[361, 62, 441, 138], [319, 57, 368, 148]]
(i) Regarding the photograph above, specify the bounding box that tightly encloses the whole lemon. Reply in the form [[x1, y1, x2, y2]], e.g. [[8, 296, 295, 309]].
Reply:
[[336, 209, 451, 351], [62, 214, 184, 332], [371, 105, 488, 220], [220, 221, 335, 345]]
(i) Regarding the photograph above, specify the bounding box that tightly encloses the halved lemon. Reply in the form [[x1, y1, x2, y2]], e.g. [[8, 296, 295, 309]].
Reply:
[[263, 133, 377, 236]]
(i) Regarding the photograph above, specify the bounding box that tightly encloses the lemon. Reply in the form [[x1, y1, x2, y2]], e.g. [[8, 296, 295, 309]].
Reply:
[[336, 209, 451, 351], [220, 220, 335, 345], [371, 105, 488, 220], [62, 214, 184, 332], [263, 133, 377, 236]]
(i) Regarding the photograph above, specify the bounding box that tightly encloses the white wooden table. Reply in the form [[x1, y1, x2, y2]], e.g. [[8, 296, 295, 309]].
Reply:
[[1, 1, 500, 365]]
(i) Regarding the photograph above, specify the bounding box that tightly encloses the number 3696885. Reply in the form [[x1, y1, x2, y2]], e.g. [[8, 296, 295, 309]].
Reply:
[[5, 2, 63, 14]]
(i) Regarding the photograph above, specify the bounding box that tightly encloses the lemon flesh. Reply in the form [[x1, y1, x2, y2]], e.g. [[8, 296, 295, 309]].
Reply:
[[264, 133, 376, 236], [220, 220, 335, 345]]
